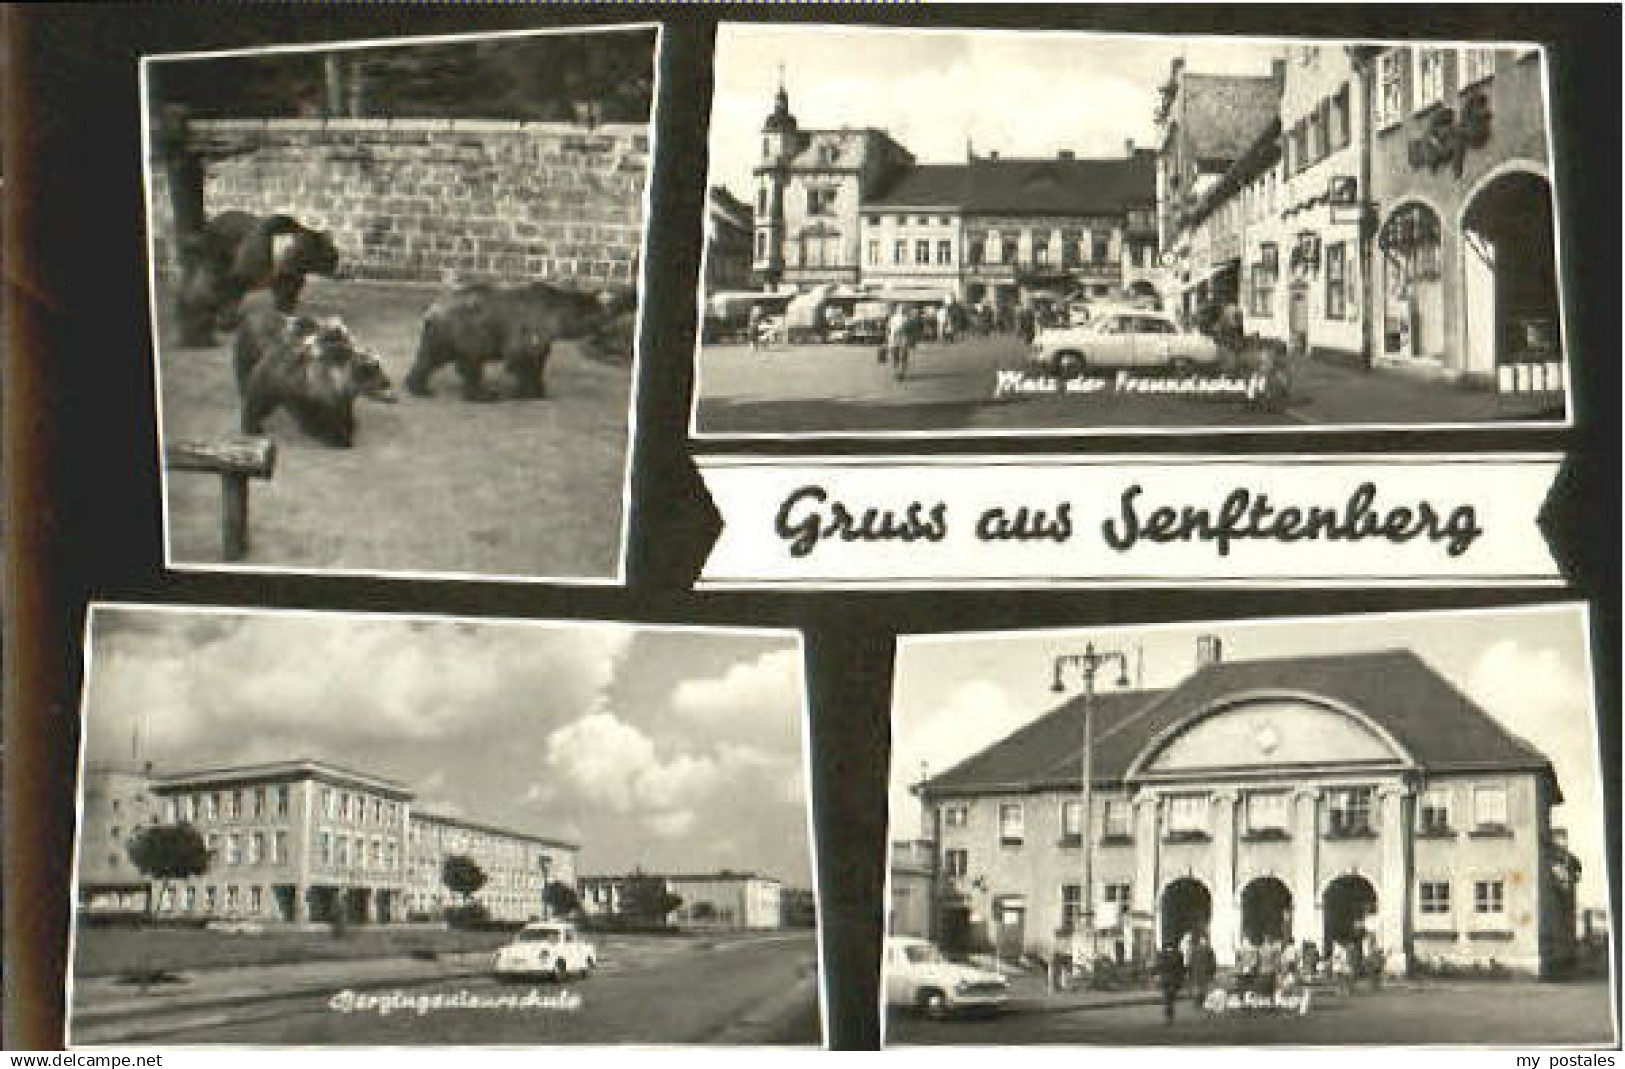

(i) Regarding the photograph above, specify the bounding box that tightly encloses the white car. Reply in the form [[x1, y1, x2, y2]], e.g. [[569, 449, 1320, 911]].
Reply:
[[884, 936, 1009, 1016], [1031, 309, 1224, 377], [492, 921, 597, 982]]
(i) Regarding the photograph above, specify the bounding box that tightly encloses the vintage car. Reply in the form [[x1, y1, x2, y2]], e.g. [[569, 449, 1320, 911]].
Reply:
[[883, 936, 1009, 1016], [492, 921, 597, 982], [1030, 309, 1224, 377]]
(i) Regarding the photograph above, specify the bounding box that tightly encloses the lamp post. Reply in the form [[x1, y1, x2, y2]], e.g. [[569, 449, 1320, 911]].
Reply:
[[1051, 644, 1131, 980]]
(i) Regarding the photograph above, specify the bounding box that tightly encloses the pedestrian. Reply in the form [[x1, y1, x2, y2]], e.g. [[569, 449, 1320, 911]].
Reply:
[[1017, 303, 1037, 346], [1300, 939, 1320, 982], [747, 302, 765, 354], [1331, 940, 1354, 996], [1235, 939, 1261, 995], [1258, 937, 1282, 997], [1219, 300, 1245, 354], [885, 305, 913, 379], [937, 301, 956, 345], [1155, 939, 1186, 1024], [1188, 934, 1217, 1012]]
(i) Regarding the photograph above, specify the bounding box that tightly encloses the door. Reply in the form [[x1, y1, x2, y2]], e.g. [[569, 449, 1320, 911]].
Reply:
[[993, 896, 1026, 959]]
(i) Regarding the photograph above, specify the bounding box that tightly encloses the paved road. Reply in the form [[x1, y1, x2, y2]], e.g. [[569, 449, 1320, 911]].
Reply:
[[887, 978, 1617, 1046], [111, 932, 822, 1046], [694, 336, 1556, 434]]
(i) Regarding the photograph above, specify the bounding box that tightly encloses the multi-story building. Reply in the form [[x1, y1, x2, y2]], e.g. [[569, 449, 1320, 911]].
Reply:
[[705, 185, 755, 292], [916, 643, 1581, 977], [579, 870, 785, 930], [407, 811, 577, 924], [76, 758, 577, 926], [888, 839, 935, 940], [752, 84, 915, 289], [1357, 44, 1560, 386], [750, 87, 1157, 305]]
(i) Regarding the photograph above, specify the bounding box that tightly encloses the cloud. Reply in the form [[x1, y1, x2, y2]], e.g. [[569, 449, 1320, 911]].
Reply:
[[891, 678, 1033, 841], [669, 647, 804, 750]]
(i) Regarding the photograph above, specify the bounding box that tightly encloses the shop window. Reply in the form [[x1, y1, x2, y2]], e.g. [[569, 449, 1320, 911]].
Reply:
[[1325, 241, 1348, 319], [1376, 50, 1408, 128], [1416, 49, 1447, 111], [1460, 48, 1496, 87]]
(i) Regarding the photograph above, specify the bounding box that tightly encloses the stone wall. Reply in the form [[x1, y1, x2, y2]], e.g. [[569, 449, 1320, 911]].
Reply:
[[149, 117, 650, 288]]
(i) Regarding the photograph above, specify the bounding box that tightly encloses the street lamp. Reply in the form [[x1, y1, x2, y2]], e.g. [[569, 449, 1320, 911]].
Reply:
[[1051, 644, 1131, 982]]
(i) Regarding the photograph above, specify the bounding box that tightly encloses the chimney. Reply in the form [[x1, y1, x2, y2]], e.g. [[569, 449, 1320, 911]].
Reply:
[[1125, 138, 1135, 157], [1196, 635, 1223, 668], [1059, 149, 1074, 160], [988, 150, 999, 160]]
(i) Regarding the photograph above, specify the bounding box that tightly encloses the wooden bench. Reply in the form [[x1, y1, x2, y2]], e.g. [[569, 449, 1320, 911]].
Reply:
[[164, 436, 277, 561]]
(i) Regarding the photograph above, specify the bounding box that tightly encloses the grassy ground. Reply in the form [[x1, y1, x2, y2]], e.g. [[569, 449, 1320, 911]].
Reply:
[[157, 276, 632, 578], [73, 924, 514, 979]]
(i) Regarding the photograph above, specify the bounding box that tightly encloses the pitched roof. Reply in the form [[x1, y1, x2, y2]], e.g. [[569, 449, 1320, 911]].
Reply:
[[921, 649, 1553, 796], [865, 152, 1156, 215], [1181, 73, 1282, 164]]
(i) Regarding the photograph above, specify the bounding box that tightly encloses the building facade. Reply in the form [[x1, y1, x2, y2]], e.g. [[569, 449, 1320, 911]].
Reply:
[[1359, 44, 1559, 386], [407, 812, 577, 924], [705, 185, 755, 292], [917, 645, 1579, 977], [77, 758, 577, 926], [580, 871, 786, 930], [889, 839, 936, 940]]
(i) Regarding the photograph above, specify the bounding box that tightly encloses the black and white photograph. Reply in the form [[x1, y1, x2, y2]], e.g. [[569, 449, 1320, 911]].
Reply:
[[145, 26, 658, 580], [67, 605, 821, 1047], [693, 24, 1570, 438], [885, 605, 1614, 1046]]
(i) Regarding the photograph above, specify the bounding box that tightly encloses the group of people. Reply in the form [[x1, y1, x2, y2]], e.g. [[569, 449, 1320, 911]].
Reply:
[[1154, 928, 1385, 1024]]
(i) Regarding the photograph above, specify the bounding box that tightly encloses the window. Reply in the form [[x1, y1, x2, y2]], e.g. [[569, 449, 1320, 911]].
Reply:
[[273, 832, 287, 864], [321, 789, 334, 818], [1034, 240, 1050, 265], [1474, 879, 1506, 915], [1060, 800, 1083, 843], [1001, 239, 1018, 265], [893, 239, 906, 265], [1331, 85, 1351, 150], [1377, 50, 1408, 127], [867, 215, 881, 226], [942, 805, 968, 828], [249, 832, 264, 864], [867, 239, 879, 266], [225, 885, 239, 914], [998, 803, 1024, 845], [183, 886, 196, 912], [1327, 786, 1374, 836], [1092, 234, 1110, 263], [1325, 241, 1347, 319], [204, 886, 217, 913], [1420, 881, 1452, 916], [806, 188, 836, 216], [1251, 262, 1276, 318], [968, 240, 985, 266], [1102, 798, 1130, 839], [1416, 49, 1447, 110], [915, 239, 931, 266], [943, 847, 968, 878], [1474, 784, 1509, 829], [250, 886, 263, 915], [1102, 882, 1132, 908], [204, 793, 219, 820], [1460, 47, 1496, 87], [1308, 106, 1326, 163], [1168, 794, 1207, 834], [1419, 789, 1452, 833], [164, 799, 178, 823], [320, 831, 332, 866], [936, 239, 952, 265], [1246, 791, 1289, 833], [1061, 884, 1083, 930], [939, 216, 952, 226], [757, 188, 768, 215]]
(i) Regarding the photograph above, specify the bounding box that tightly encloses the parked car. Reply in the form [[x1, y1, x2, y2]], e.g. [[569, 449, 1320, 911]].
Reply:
[[1030, 309, 1224, 378], [884, 936, 1009, 1016], [492, 921, 597, 982]]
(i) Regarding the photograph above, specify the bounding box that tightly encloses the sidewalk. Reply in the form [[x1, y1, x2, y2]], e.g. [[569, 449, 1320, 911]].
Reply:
[[1284, 356, 1564, 425]]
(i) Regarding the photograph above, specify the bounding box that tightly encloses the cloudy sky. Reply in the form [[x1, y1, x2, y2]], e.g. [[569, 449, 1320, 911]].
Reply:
[[708, 24, 1283, 199], [892, 605, 1610, 909], [83, 608, 812, 887]]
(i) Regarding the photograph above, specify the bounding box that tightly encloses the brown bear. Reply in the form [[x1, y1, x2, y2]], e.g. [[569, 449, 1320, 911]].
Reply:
[[405, 280, 634, 402], [233, 298, 396, 448], [177, 211, 341, 347]]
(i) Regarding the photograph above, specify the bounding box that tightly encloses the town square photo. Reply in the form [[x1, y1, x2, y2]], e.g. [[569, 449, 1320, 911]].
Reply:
[[885, 605, 1614, 1046], [695, 24, 1570, 437], [68, 605, 821, 1046], [144, 25, 657, 580]]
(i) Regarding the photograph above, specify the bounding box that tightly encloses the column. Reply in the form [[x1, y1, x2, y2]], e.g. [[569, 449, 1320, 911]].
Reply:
[[1131, 790, 1160, 919], [1377, 783, 1412, 975], [1209, 790, 1240, 965], [1290, 788, 1322, 948]]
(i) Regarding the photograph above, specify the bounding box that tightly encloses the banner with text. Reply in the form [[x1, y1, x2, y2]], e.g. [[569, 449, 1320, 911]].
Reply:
[[696, 455, 1563, 587]]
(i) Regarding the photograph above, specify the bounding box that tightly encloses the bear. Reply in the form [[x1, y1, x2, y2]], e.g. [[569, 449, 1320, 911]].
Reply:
[[404, 280, 634, 403], [176, 211, 341, 347], [233, 297, 396, 448]]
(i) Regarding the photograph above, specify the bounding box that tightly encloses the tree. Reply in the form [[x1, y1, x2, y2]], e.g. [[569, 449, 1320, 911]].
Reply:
[[126, 823, 210, 921], [441, 854, 488, 905], [542, 880, 581, 920], [620, 875, 681, 924]]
